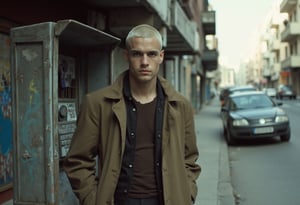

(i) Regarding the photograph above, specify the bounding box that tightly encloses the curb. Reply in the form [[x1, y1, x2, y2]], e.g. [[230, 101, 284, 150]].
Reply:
[[218, 140, 235, 205]]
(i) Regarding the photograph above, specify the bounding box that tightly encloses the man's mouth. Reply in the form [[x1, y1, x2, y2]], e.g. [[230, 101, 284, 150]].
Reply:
[[139, 70, 150, 74]]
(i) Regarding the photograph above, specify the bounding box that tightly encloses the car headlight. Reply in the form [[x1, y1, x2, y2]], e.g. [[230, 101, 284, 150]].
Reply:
[[233, 119, 249, 126], [275, 115, 289, 123]]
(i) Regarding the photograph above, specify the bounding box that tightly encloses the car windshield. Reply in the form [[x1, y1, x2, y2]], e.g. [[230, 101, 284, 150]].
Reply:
[[230, 87, 256, 94], [266, 88, 276, 92], [282, 86, 291, 91], [231, 94, 275, 110]]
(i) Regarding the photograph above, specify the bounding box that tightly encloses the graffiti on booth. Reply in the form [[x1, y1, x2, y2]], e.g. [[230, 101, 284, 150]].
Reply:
[[0, 33, 13, 191]]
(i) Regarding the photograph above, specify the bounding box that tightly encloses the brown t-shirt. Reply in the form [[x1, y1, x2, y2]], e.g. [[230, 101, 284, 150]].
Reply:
[[128, 98, 158, 198]]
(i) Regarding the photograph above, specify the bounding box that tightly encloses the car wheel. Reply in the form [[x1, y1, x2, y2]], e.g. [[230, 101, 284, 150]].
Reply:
[[280, 132, 291, 142], [225, 127, 236, 145]]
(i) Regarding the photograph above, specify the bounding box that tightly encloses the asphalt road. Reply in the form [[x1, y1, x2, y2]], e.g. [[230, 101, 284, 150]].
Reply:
[[228, 98, 300, 205]]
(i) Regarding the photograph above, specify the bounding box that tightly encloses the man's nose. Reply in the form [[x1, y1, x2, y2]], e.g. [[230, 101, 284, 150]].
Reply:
[[141, 54, 149, 64]]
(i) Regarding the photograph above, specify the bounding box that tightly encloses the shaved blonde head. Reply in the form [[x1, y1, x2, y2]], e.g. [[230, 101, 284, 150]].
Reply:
[[125, 24, 163, 50]]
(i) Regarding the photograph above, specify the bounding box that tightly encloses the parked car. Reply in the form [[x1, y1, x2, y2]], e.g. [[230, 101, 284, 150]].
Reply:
[[219, 85, 256, 107], [263, 88, 276, 98], [276, 85, 296, 100], [229, 85, 257, 94], [220, 91, 290, 145]]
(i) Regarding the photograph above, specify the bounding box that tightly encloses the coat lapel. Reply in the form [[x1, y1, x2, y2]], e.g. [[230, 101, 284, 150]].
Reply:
[[112, 99, 127, 153]]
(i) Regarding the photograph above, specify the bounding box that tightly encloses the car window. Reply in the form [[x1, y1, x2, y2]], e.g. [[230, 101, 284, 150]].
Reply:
[[231, 96, 249, 110], [229, 87, 256, 94], [231, 95, 274, 110], [283, 86, 291, 91]]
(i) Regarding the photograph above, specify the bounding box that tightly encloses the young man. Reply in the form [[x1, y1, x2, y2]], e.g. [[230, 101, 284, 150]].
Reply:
[[63, 24, 201, 205]]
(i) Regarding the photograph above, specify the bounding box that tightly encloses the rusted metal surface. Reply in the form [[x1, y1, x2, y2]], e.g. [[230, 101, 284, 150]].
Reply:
[[11, 20, 120, 205], [11, 22, 58, 205]]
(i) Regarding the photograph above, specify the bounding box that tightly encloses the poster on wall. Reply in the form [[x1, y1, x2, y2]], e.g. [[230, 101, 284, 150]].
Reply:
[[0, 33, 13, 192]]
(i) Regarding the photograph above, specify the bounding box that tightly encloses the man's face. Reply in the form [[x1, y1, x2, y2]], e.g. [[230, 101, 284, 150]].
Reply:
[[125, 37, 164, 84]]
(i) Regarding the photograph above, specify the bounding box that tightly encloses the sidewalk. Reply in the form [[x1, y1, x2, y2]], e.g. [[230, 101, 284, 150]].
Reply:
[[194, 98, 235, 205]]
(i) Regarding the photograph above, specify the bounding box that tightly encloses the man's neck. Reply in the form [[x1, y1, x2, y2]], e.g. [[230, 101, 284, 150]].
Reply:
[[130, 78, 157, 104]]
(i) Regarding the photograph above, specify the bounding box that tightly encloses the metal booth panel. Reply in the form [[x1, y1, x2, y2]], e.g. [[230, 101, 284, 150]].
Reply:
[[11, 22, 58, 204], [11, 20, 120, 205]]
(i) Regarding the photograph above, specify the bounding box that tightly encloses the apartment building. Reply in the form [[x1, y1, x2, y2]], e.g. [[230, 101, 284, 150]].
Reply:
[[245, 0, 299, 96], [280, 0, 300, 95], [261, 1, 289, 89]]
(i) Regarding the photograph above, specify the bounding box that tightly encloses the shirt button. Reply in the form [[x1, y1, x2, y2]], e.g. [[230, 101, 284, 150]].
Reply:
[[124, 189, 128, 193], [128, 164, 133, 168], [157, 134, 161, 138], [132, 108, 136, 112], [156, 162, 160, 166], [130, 132, 135, 138]]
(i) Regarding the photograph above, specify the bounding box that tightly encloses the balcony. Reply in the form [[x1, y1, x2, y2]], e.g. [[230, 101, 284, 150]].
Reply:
[[262, 67, 271, 77], [270, 16, 280, 29], [280, 0, 298, 12], [202, 49, 218, 71], [271, 72, 280, 81], [271, 63, 281, 81], [85, 0, 171, 41], [263, 50, 271, 59], [85, 0, 169, 23], [80, 0, 200, 54], [271, 62, 281, 72], [281, 21, 300, 42], [166, 1, 199, 54], [202, 11, 216, 35], [145, 0, 170, 23], [281, 55, 300, 69], [270, 39, 280, 51], [179, 0, 195, 19]]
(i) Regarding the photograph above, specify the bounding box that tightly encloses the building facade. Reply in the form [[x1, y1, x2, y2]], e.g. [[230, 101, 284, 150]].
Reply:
[[280, 0, 300, 95], [244, 0, 300, 96]]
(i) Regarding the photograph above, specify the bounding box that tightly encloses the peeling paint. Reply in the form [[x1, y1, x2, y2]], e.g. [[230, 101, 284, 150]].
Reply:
[[20, 76, 42, 188], [29, 79, 37, 105], [0, 33, 13, 189], [22, 48, 38, 61]]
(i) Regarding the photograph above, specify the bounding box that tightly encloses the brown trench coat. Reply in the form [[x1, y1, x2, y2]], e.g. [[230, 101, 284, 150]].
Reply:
[[63, 71, 201, 205]]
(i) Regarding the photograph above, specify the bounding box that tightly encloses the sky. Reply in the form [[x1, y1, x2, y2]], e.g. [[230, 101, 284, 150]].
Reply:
[[209, 0, 279, 69]]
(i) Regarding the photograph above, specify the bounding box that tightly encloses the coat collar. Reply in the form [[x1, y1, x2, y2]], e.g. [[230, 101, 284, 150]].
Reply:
[[103, 70, 184, 102]]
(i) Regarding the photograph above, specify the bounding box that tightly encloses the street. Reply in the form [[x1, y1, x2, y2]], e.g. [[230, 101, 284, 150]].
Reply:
[[228, 99, 300, 205]]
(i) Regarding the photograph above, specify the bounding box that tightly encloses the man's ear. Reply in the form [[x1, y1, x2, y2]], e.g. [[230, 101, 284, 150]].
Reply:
[[159, 50, 165, 63]]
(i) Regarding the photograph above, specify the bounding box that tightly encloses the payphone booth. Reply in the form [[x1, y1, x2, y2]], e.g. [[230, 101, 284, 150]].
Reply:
[[10, 20, 120, 205]]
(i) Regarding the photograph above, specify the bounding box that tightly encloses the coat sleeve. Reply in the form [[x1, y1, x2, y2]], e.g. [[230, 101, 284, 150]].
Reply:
[[184, 102, 201, 203], [63, 94, 100, 205]]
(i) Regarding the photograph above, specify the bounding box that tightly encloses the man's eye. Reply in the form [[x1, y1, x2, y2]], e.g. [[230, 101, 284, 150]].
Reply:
[[131, 51, 143, 57], [147, 51, 159, 57]]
